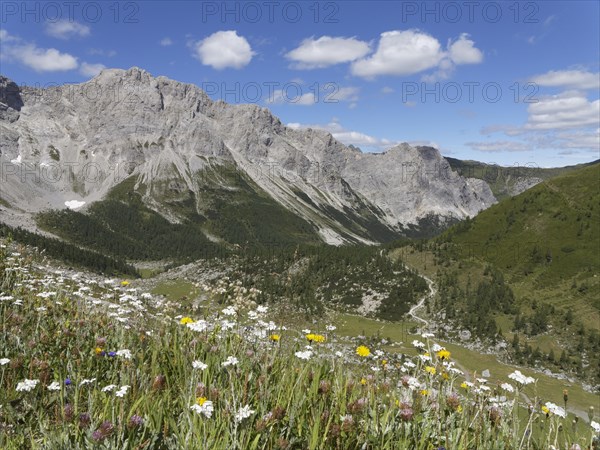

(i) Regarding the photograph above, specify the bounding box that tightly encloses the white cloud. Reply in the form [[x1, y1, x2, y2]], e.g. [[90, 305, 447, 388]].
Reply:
[[448, 33, 483, 65], [406, 140, 441, 149], [331, 86, 359, 102], [45, 20, 90, 39], [288, 120, 397, 150], [544, 15, 557, 27], [421, 58, 455, 82], [467, 141, 531, 152], [351, 30, 483, 79], [1, 29, 78, 72], [530, 70, 600, 91], [555, 129, 600, 149], [351, 30, 443, 78], [521, 129, 600, 154], [480, 86, 599, 153], [160, 37, 173, 47], [193, 30, 254, 70], [17, 44, 78, 72], [79, 62, 106, 77], [288, 121, 441, 152], [0, 29, 18, 43], [291, 93, 317, 106], [88, 48, 116, 57], [286, 36, 370, 69], [526, 15, 556, 45], [265, 85, 357, 106], [267, 90, 316, 106], [422, 34, 483, 82], [525, 91, 599, 130], [381, 86, 395, 94]]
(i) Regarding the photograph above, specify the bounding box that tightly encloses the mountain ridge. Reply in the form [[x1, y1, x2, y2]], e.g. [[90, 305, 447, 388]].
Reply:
[[1, 67, 495, 248]]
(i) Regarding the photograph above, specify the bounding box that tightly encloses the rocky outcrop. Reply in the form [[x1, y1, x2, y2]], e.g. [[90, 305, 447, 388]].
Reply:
[[0, 67, 496, 244]]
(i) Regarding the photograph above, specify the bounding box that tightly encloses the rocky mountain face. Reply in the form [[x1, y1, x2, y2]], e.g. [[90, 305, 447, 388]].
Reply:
[[0, 68, 496, 245]]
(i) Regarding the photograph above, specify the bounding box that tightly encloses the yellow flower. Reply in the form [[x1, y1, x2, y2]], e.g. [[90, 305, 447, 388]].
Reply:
[[420, 389, 429, 396], [197, 396, 208, 406], [121, 280, 130, 287], [457, 405, 463, 413], [360, 378, 367, 385], [382, 359, 388, 366], [460, 382, 468, 389], [441, 372, 449, 380], [180, 317, 194, 325], [306, 333, 326, 343], [94, 347, 103, 355], [425, 366, 436, 375], [356, 346, 371, 357], [541, 405, 550, 415], [436, 349, 451, 360], [269, 334, 280, 342]]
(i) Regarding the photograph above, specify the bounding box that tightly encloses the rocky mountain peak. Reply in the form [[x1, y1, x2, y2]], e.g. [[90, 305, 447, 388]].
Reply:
[[0, 68, 496, 244]]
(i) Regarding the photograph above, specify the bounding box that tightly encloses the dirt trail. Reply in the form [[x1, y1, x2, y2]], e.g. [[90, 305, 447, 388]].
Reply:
[[408, 274, 435, 327], [407, 266, 594, 422]]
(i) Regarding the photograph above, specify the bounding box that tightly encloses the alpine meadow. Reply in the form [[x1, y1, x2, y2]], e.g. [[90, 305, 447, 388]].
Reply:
[[0, 1, 599, 449]]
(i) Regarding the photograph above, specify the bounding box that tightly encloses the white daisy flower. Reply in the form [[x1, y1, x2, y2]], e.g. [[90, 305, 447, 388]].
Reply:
[[222, 306, 237, 316], [544, 402, 566, 418], [508, 370, 535, 385], [295, 350, 312, 360], [192, 360, 208, 370], [16, 379, 39, 392], [222, 356, 239, 367], [115, 385, 130, 398], [79, 378, 96, 387], [234, 404, 255, 423], [187, 320, 209, 333], [116, 349, 132, 359], [47, 381, 61, 391], [190, 399, 214, 418]]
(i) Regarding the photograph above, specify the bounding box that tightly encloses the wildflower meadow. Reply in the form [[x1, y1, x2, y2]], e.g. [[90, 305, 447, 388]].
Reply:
[[1, 240, 599, 449]]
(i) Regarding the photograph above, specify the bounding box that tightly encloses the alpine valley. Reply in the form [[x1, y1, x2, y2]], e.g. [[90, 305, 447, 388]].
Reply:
[[1, 68, 599, 449]]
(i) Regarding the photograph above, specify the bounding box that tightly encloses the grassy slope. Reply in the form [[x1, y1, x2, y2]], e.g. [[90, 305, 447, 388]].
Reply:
[[0, 223, 139, 277], [3, 243, 599, 449], [387, 165, 600, 389], [146, 275, 600, 415], [191, 163, 323, 246], [335, 313, 600, 416], [446, 157, 599, 201], [151, 280, 199, 302], [36, 164, 324, 263], [441, 163, 600, 327]]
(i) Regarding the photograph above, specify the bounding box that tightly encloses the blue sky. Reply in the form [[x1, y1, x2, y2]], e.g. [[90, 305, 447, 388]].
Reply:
[[1, 1, 599, 167]]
